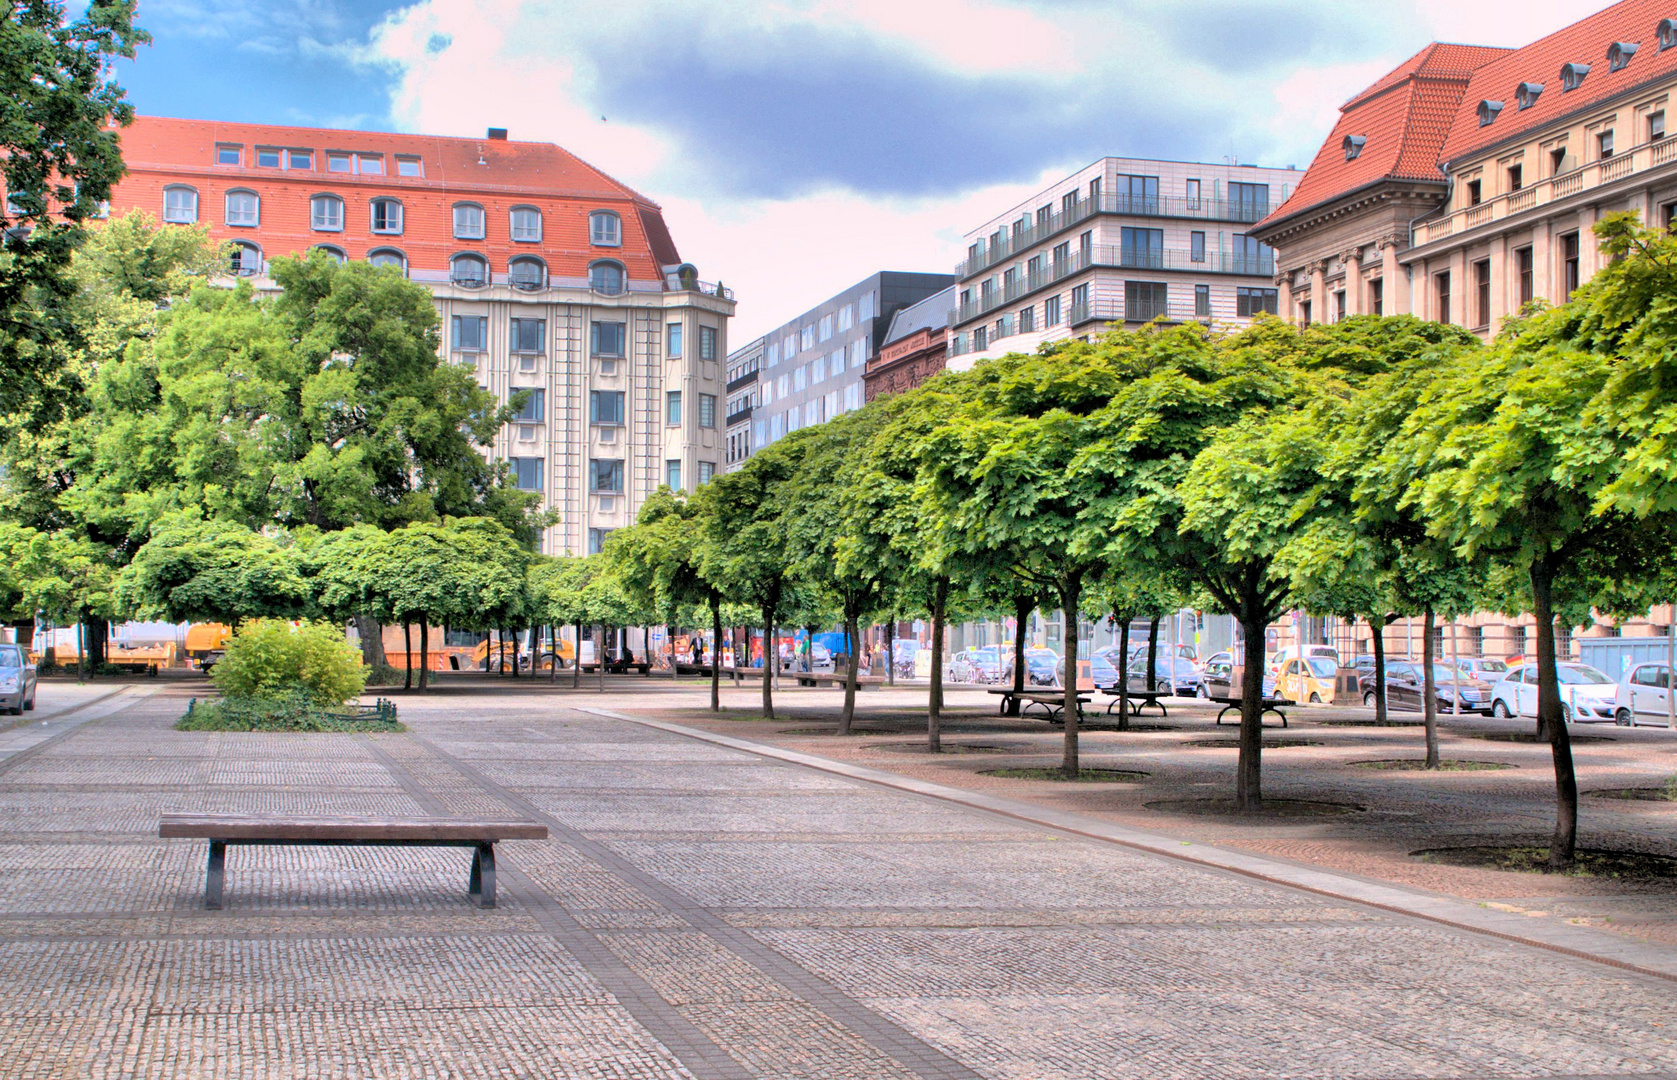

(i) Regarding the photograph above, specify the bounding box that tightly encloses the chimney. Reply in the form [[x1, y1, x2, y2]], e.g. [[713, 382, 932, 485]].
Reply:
[[486, 127, 508, 141]]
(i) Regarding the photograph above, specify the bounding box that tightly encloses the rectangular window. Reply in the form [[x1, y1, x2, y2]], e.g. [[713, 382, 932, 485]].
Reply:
[[1044, 294, 1062, 326], [1515, 247, 1534, 306], [510, 318, 545, 353], [590, 459, 624, 493], [163, 187, 197, 223], [1474, 259, 1491, 328], [1436, 271, 1452, 324], [1466, 179, 1482, 206], [859, 290, 877, 320], [1052, 241, 1070, 272], [357, 154, 383, 175], [225, 191, 258, 226], [699, 326, 717, 360], [667, 323, 683, 358], [591, 321, 626, 357], [1550, 146, 1568, 177], [1236, 287, 1279, 317], [800, 325, 815, 351], [1089, 177, 1101, 203], [1652, 111, 1667, 141], [1071, 282, 1090, 316], [666, 459, 682, 491], [837, 303, 854, 331], [1507, 163, 1523, 192], [697, 461, 714, 484], [288, 150, 313, 170], [830, 349, 844, 376], [256, 148, 281, 168], [1019, 305, 1035, 332], [216, 145, 242, 166], [328, 152, 353, 173], [510, 457, 543, 491], [1116, 174, 1159, 214], [1124, 281, 1167, 322], [850, 338, 867, 367], [1300, 300, 1312, 326], [1194, 284, 1210, 318], [512, 388, 544, 423], [453, 204, 484, 239], [1371, 278, 1384, 316], [311, 197, 342, 231], [793, 366, 806, 392], [667, 391, 682, 425], [1562, 232, 1580, 298], [1036, 205, 1051, 231], [974, 325, 988, 351], [1121, 227, 1164, 268], [587, 528, 613, 555], [1080, 230, 1092, 261], [370, 200, 402, 233], [1598, 129, 1615, 160], [396, 155, 423, 177], [819, 314, 834, 342], [590, 390, 624, 426], [782, 333, 797, 358], [1185, 178, 1201, 209], [811, 358, 825, 385], [1026, 254, 1043, 284], [1229, 182, 1269, 220], [1190, 231, 1206, 262], [452, 315, 487, 352]]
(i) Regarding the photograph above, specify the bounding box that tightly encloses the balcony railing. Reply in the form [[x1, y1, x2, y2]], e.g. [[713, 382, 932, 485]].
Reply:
[[1419, 135, 1677, 247], [956, 191, 1272, 277], [725, 404, 753, 427], [1069, 297, 1204, 327], [950, 245, 1274, 325], [726, 367, 760, 392]]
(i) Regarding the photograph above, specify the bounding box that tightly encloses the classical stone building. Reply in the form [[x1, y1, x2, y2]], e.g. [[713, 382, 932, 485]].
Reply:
[[863, 285, 955, 402]]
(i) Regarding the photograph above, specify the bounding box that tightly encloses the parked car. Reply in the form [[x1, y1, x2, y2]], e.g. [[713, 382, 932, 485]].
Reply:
[[1125, 656, 1204, 697], [1275, 655, 1339, 704], [1126, 641, 1198, 664], [1490, 662, 1618, 722], [1089, 646, 1123, 688], [1361, 660, 1495, 713], [1615, 661, 1675, 726], [1453, 657, 1508, 683], [1018, 647, 1060, 687], [948, 646, 1002, 684], [0, 644, 35, 715], [1266, 644, 1340, 676]]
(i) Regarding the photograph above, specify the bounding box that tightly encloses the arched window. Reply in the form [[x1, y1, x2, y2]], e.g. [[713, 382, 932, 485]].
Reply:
[[368, 248, 406, 274], [162, 185, 198, 224], [311, 194, 343, 232], [508, 256, 546, 291], [311, 245, 346, 264], [590, 210, 621, 246], [229, 241, 262, 276], [451, 253, 488, 288], [589, 260, 625, 296], [370, 197, 403, 234], [224, 189, 259, 226], [509, 206, 542, 242], [452, 202, 485, 240]]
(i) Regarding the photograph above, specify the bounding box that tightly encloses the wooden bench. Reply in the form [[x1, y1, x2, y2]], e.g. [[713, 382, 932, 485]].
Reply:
[[158, 814, 548, 910], [1209, 696, 1295, 728], [1098, 687, 1171, 717], [989, 688, 1091, 722]]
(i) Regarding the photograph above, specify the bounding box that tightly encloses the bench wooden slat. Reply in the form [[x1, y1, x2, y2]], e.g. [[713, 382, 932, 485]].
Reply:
[[158, 814, 547, 842]]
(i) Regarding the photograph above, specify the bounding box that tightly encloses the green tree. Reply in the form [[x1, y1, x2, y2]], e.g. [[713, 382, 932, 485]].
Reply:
[[115, 512, 309, 627]]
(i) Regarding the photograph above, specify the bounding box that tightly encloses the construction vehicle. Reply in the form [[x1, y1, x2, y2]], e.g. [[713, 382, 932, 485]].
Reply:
[[184, 624, 231, 672]]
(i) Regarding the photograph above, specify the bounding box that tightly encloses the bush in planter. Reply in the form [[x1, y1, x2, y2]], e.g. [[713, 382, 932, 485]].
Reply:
[[210, 620, 367, 706]]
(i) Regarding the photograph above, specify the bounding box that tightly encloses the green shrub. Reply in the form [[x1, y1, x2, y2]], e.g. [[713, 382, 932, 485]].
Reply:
[[176, 689, 401, 732], [210, 619, 367, 706]]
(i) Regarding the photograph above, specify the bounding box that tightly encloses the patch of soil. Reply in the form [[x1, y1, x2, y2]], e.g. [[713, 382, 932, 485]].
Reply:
[[980, 767, 1147, 783], [777, 726, 903, 736], [1469, 731, 1614, 743], [1318, 718, 1427, 727], [1088, 723, 1178, 733], [1187, 738, 1327, 749], [871, 742, 1014, 755], [1352, 759, 1513, 771], [1144, 797, 1364, 817], [1412, 846, 1677, 878], [1585, 784, 1677, 802]]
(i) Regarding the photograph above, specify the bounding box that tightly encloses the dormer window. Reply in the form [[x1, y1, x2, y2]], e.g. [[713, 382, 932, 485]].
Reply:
[[1516, 82, 1544, 109], [1608, 41, 1639, 71], [1342, 134, 1366, 161], [1477, 100, 1503, 127], [1661, 18, 1677, 51], [1561, 62, 1590, 91]]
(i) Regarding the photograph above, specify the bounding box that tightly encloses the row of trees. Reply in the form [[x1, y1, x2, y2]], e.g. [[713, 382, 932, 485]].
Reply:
[[596, 213, 1677, 869]]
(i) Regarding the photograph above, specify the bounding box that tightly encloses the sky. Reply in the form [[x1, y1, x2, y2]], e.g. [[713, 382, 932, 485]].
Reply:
[[114, 0, 1608, 343]]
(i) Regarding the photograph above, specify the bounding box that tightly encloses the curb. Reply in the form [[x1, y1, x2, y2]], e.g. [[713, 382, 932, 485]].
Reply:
[[577, 706, 1677, 986]]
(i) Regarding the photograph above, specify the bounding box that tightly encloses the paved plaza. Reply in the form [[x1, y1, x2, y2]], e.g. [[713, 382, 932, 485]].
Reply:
[[3, 682, 1677, 1078]]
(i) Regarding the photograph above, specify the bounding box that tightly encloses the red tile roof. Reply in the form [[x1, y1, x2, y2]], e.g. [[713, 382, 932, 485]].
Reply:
[[1439, 0, 1677, 163], [1257, 43, 1512, 232]]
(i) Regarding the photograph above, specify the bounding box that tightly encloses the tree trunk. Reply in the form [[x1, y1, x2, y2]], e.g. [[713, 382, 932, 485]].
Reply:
[[1237, 609, 1267, 811], [886, 615, 896, 687], [710, 598, 723, 712], [1371, 614, 1389, 723], [927, 578, 947, 752], [403, 622, 413, 690], [355, 615, 386, 671], [1117, 614, 1131, 732], [1422, 606, 1438, 768], [573, 623, 582, 688], [1059, 576, 1084, 774], [1531, 560, 1578, 867], [598, 625, 607, 691], [1008, 595, 1030, 716], [839, 607, 861, 735], [419, 621, 430, 691], [761, 611, 775, 719], [85, 617, 107, 672], [1146, 614, 1160, 693]]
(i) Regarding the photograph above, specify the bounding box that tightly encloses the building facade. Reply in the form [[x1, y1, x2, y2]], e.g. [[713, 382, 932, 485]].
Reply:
[[723, 336, 763, 472], [863, 285, 955, 402], [107, 116, 734, 556], [947, 157, 1300, 370], [744, 271, 953, 459]]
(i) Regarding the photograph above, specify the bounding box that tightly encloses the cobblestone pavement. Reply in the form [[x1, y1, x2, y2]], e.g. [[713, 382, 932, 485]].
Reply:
[[3, 683, 1677, 1078]]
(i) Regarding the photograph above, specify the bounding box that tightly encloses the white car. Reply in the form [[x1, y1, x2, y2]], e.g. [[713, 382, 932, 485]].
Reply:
[[1615, 660, 1676, 726], [1490, 662, 1618, 723]]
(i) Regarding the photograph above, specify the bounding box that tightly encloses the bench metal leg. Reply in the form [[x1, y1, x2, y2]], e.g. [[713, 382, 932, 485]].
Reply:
[[469, 842, 496, 908], [205, 841, 226, 910]]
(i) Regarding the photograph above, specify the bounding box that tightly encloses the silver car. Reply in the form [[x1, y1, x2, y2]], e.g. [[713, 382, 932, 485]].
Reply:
[[0, 644, 37, 714]]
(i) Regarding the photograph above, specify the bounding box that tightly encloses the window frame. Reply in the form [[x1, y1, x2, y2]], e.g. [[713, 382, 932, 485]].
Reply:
[[452, 202, 486, 240], [590, 389, 626, 427], [215, 144, 243, 166], [509, 317, 547, 355], [369, 197, 404, 235], [590, 458, 625, 494], [223, 188, 260, 227], [367, 247, 407, 274], [591, 320, 627, 357], [451, 314, 488, 352], [589, 260, 626, 296], [509, 205, 543, 242], [450, 253, 489, 289], [395, 155, 424, 177], [589, 210, 622, 247], [512, 387, 545, 424], [508, 255, 547, 291], [162, 185, 198, 224], [310, 193, 344, 232], [510, 456, 544, 492], [666, 390, 682, 426], [698, 326, 717, 360], [229, 241, 263, 277]]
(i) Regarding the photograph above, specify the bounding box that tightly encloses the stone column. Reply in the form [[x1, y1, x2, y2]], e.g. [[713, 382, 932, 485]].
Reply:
[[1449, 248, 1468, 326], [1309, 262, 1327, 325], [1276, 272, 1293, 326], [1382, 240, 1405, 315], [1531, 221, 1552, 303], [1488, 233, 1507, 331], [1578, 205, 1600, 288], [1343, 250, 1362, 316]]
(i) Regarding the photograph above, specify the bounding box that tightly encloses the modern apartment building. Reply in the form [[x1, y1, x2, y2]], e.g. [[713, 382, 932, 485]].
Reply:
[[107, 116, 734, 556], [1255, 0, 1677, 336], [743, 272, 954, 459], [947, 157, 1299, 369], [722, 336, 764, 472], [864, 285, 956, 402]]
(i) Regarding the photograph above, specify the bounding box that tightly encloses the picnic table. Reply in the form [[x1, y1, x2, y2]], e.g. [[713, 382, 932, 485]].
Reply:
[[158, 814, 548, 910], [988, 688, 1091, 722], [1209, 695, 1294, 728], [1097, 686, 1171, 717]]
